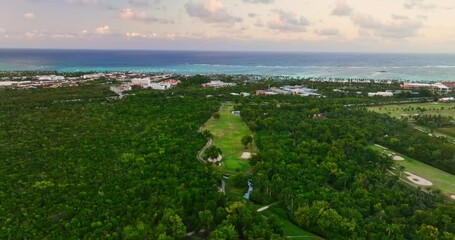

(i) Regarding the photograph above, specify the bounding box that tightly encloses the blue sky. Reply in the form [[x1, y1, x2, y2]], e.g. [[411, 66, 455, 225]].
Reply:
[[1, 0, 455, 52]]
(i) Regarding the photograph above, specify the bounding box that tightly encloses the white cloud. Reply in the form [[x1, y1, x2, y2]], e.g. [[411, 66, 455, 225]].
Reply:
[[351, 14, 422, 38], [23, 12, 36, 19], [316, 28, 340, 36], [119, 8, 135, 19], [332, 0, 352, 16], [95, 25, 110, 35], [403, 0, 436, 10], [267, 10, 309, 32], [185, 0, 241, 24], [126, 32, 146, 38], [128, 0, 162, 7], [118, 8, 173, 24], [51, 33, 77, 39], [167, 33, 176, 40], [243, 0, 273, 3], [391, 15, 409, 20], [24, 30, 46, 38], [129, 0, 149, 6], [66, 0, 100, 5]]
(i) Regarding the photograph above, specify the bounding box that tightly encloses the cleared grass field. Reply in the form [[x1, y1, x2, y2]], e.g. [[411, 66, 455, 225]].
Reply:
[[370, 145, 455, 198], [368, 102, 455, 118], [439, 127, 455, 138], [368, 102, 455, 139], [252, 204, 323, 239], [202, 103, 257, 174]]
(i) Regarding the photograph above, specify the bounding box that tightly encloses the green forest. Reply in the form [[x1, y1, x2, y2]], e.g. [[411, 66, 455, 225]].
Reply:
[[237, 96, 455, 239], [0, 83, 283, 239], [1, 76, 455, 239]]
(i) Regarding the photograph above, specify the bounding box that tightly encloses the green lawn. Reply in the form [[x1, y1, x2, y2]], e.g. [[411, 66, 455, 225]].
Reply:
[[279, 218, 322, 239], [368, 102, 455, 119], [202, 103, 257, 174], [415, 125, 455, 141], [370, 145, 455, 198], [251, 204, 323, 239], [368, 102, 455, 140], [439, 127, 455, 138]]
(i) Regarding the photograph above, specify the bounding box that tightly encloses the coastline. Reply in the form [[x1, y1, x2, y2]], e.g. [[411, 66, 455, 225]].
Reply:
[[1, 50, 455, 82]]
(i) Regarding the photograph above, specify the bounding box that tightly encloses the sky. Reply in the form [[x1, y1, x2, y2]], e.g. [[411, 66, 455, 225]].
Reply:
[[1, 0, 455, 52]]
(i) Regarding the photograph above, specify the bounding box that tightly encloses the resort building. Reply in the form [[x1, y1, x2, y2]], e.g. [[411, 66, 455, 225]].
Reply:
[[149, 82, 172, 90], [439, 97, 455, 103], [36, 75, 65, 81], [256, 85, 321, 97], [202, 80, 236, 88], [110, 84, 132, 93], [162, 79, 181, 86], [131, 77, 152, 88], [368, 92, 394, 97], [441, 82, 455, 89], [400, 83, 451, 93], [82, 73, 105, 80]]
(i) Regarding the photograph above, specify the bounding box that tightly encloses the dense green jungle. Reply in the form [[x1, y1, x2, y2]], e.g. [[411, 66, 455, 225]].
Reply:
[[1, 75, 455, 239]]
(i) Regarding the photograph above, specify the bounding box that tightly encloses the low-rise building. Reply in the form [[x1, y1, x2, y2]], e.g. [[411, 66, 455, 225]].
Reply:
[[37, 75, 65, 81], [256, 90, 278, 96], [368, 92, 394, 97], [149, 82, 172, 90], [256, 85, 321, 97], [439, 97, 455, 103], [82, 73, 105, 79], [162, 79, 181, 86], [401, 82, 451, 93], [202, 80, 236, 88], [110, 84, 132, 93], [441, 82, 455, 89], [131, 78, 151, 88]]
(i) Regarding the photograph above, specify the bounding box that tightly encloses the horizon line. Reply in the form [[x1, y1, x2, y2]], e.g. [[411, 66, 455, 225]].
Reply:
[[1, 47, 455, 55]]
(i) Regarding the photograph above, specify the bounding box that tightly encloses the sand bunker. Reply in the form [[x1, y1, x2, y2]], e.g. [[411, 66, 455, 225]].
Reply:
[[393, 155, 405, 161], [405, 172, 433, 186], [241, 152, 252, 160], [208, 155, 223, 163], [451, 195, 455, 200]]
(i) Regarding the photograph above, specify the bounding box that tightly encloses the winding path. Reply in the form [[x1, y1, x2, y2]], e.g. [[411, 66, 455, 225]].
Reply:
[[196, 138, 226, 195], [196, 138, 212, 163]]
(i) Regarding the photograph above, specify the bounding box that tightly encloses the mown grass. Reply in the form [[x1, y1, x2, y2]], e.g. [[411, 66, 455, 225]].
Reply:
[[251, 204, 323, 239], [370, 145, 455, 198], [368, 102, 455, 140], [439, 127, 455, 138], [368, 102, 455, 118], [277, 216, 322, 239], [201, 103, 256, 174]]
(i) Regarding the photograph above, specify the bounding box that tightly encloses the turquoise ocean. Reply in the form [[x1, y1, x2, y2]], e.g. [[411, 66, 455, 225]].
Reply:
[[1, 49, 455, 82]]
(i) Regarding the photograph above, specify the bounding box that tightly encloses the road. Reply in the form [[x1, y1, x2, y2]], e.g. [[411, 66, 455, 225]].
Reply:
[[221, 179, 226, 195], [196, 138, 212, 163], [196, 138, 226, 195]]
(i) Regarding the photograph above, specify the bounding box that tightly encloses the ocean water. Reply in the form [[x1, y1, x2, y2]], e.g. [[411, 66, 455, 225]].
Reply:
[[1, 49, 455, 82]]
